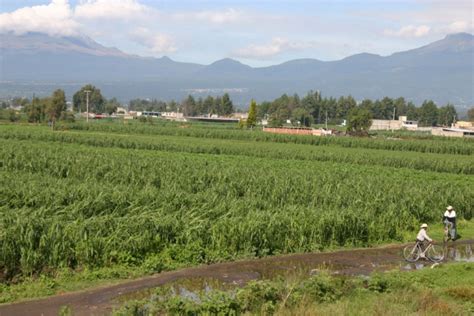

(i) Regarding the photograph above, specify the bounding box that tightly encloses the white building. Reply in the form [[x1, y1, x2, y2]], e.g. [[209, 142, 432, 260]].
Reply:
[[370, 116, 418, 130]]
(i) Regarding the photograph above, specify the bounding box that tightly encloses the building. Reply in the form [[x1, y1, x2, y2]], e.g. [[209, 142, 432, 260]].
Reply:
[[187, 116, 239, 123], [263, 127, 332, 136], [370, 116, 418, 131], [431, 127, 474, 138], [161, 112, 185, 121], [453, 121, 474, 130]]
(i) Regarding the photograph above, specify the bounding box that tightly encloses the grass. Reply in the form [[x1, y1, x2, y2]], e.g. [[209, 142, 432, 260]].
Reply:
[[113, 262, 474, 315]]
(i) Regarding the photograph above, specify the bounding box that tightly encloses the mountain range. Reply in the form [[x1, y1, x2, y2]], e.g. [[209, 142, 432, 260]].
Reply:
[[0, 32, 473, 109]]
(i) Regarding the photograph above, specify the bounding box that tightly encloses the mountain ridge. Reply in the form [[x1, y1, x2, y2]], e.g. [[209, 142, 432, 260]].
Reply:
[[0, 32, 473, 108]]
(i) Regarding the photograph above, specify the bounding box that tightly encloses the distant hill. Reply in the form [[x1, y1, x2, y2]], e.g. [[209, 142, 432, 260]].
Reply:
[[0, 32, 473, 108]]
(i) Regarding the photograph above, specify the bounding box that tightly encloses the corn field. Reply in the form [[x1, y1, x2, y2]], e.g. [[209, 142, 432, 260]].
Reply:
[[0, 123, 472, 279]]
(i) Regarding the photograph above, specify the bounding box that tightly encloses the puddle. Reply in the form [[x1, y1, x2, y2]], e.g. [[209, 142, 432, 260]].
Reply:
[[114, 242, 473, 307], [116, 276, 236, 304], [402, 243, 473, 270], [445, 244, 474, 262]]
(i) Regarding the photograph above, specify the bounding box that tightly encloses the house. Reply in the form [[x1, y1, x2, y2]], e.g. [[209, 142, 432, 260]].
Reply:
[[370, 116, 418, 130]]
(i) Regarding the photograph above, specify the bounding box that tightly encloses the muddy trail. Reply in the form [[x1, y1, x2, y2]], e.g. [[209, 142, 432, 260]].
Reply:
[[1, 240, 473, 316]]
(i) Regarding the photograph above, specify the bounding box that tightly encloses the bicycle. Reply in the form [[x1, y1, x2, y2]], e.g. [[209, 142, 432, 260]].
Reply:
[[403, 241, 444, 262], [443, 221, 457, 242]]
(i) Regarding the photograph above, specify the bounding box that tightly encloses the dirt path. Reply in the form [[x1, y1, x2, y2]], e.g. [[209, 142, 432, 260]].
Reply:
[[1, 241, 472, 316]]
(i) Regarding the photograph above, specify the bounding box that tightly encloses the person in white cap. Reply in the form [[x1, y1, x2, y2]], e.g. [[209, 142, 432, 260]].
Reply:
[[443, 206, 457, 241], [416, 223, 432, 257]]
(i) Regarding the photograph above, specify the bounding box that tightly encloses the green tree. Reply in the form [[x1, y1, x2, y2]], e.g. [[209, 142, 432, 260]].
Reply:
[[405, 101, 418, 121], [394, 97, 408, 118], [380, 97, 395, 119], [73, 85, 105, 114], [47, 89, 67, 123], [247, 100, 257, 128], [25, 97, 47, 123], [437, 104, 457, 126], [105, 98, 120, 115], [335, 95, 357, 119], [220, 93, 234, 116], [301, 90, 322, 123], [418, 100, 439, 126], [182, 95, 196, 116], [346, 107, 372, 135], [202, 96, 214, 115], [291, 107, 312, 127], [257, 101, 271, 120]]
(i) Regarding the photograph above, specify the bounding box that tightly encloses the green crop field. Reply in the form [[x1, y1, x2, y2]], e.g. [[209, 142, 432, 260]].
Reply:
[[0, 121, 473, 286]]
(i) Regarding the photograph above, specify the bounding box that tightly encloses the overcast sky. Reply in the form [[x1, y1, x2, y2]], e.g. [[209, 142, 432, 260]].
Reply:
[[1, 0, 472, 66]]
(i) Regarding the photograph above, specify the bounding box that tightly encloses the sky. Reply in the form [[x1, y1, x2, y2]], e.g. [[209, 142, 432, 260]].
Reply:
[[0, 0, 473, 66]]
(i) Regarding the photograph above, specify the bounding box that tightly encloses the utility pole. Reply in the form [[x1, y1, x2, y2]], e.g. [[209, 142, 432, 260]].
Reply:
[[84, 90, 91, 123], [391, 107, 396, 131], [325, 110, 328, 129]]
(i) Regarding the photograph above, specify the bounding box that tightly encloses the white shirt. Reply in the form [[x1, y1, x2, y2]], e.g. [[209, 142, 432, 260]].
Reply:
[[416, 229, 432, 242], [444, 210, 456, 218]]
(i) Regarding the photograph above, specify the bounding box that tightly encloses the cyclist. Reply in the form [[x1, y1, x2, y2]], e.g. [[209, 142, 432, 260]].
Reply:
[[443, 206, 457, 241], [416, 223, 432, 257]]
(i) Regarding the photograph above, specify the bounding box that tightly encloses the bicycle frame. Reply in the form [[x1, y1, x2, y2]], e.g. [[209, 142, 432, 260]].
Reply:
[[417, 242, 432, 256]]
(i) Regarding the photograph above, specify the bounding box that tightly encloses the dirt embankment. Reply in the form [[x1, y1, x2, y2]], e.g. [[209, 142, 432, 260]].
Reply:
[[1, 241, 472, 316]]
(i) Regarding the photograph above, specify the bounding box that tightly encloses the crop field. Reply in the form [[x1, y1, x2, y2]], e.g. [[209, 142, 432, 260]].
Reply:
[[0, 122, 473, 282]]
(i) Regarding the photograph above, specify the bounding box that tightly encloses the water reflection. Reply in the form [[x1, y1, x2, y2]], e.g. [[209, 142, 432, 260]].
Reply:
[[115, 242, 473, 306], [445, 244, 473, 262]]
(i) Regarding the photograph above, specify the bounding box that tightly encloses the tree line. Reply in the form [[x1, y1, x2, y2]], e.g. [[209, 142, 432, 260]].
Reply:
[[256, 91, 460, 127], [129, 94, 235, 117], [2, 85, 473, 127]]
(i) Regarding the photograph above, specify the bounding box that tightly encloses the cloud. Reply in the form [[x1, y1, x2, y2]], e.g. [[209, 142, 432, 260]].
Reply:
[[234, 37, 316, 60], [75, 0, 149, 20], [445, 21, 471, 33], [0, 0, 79, 36], [129, 27, 176, 54], [174, 8, 243, 24], [384, 25, 431, 38]]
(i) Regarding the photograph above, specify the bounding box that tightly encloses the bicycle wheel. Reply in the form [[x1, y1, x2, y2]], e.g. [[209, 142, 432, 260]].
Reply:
[[427, 244, 444, 262], [403, 244, 420, 262]]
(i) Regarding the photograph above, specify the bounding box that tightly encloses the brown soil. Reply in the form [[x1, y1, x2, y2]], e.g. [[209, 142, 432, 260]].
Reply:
[[0, 240, 472, 316]]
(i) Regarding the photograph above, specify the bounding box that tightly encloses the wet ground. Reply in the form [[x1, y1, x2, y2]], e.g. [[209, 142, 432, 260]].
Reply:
[[0, 240, 472, 316]]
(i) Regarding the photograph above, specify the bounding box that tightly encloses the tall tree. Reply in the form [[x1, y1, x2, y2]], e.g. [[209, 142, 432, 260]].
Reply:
[[247, 99, 257, 128], [380, 97, 395, 119], [47, 89, 67, 123], [346, 107, 372, 135], [73, 85, 105, 114], [182, 95, 196, 116], [394, 97, 408, 118], [405, 101, 418, 121], [437, 104, 457, 126], [220, 93, 234, 115], [418, 100, 439, 126], [25, 97, 47, 123], [202, 96, 214, 115], [257, 101, 271, 120], [336, 96, 356, 119]]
